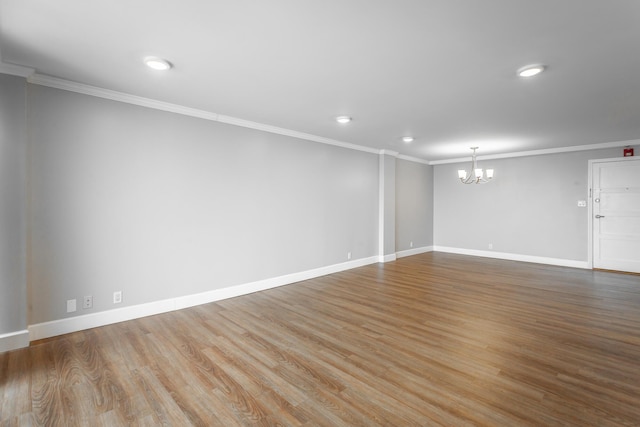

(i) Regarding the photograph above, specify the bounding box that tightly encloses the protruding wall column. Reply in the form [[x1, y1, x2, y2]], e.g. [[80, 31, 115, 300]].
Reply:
[[378, 150, 397, 262], [0, 73, 29, 352]]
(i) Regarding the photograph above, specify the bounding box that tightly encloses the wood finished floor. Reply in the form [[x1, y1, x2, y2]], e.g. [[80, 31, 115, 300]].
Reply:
[[1, 252, 640, 426]]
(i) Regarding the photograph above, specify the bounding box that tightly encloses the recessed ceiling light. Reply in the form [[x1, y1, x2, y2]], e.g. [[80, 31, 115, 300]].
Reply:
[[517, 64, 545, 77], [335, 116, 352, 124], [144, 57, 172, 71], [402, 136, 414, 143]]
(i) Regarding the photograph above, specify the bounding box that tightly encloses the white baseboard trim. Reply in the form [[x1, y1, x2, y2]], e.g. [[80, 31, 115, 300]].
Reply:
[[174, 256, 378, 310], [0, 330, 30, 352], [23, 248, 590, 344], [28, 256, 379, 342], [433, 246, 590, 269], [378, 253, 397, 263], [29, 299, 176, 342], [396, 246, 434, 259]]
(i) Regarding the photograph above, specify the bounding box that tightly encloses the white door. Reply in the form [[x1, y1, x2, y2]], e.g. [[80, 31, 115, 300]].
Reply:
[[592, 157, 640, 273]]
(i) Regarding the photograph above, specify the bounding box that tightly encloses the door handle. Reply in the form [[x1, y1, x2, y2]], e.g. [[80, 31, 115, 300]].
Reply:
[[595, 215, 605, 219]]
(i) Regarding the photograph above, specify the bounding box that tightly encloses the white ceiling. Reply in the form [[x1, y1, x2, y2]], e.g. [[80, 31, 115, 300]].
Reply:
[[1, 0, 639, 161]]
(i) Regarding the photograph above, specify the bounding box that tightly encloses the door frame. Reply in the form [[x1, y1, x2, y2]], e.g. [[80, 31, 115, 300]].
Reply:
[[587, 156, 640, 270]]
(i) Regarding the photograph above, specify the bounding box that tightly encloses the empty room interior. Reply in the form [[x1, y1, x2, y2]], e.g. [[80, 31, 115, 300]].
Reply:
[[1, 1, 639, 426]]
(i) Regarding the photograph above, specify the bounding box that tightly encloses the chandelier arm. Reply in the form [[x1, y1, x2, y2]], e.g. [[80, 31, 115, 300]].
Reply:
[[458, 147, 493, 184], [459, 167, 473, 184]]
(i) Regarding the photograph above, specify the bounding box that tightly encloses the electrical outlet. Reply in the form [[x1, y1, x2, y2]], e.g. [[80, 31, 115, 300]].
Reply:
[[113, 291, 122, 304], [83, 295, 93, 309], [488, 243, 493, 250], [347, 252, 352, 260], [410, 241, 413, 248], [67, 299, 77, 313]]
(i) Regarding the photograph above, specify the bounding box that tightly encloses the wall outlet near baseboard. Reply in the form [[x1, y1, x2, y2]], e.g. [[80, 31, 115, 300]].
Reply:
[[83, 295, 93, 309], [67, 299, 76, 313], [113, 291, 122, 304], [488, 243, 493, 250], [347, 252, 352, 260], [410, 241, 413, 248]]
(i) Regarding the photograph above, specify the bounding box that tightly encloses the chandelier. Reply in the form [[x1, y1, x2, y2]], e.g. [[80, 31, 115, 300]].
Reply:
[[457, 147, 494, 184]]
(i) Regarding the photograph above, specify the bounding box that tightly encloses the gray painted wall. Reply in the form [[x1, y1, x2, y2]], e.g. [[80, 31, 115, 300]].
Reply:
[[396, 159, 433, 251], [0, 74, 27, 335], [28, 84, 379, 324], [433, 147, 636, 261], [7, 73, 635, 336]]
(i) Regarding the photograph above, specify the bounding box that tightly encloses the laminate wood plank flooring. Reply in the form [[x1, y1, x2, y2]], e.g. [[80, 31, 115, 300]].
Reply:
[[1, 252, 640, 426]]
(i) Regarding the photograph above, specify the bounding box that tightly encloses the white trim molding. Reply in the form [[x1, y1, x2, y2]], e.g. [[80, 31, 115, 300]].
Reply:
[[0, 330, 30, 352], [397, 154, 430, 165], [21, 245, 592, 344], [433, 246, 589, 269], [378, 254, 398, 263], [0, 61, 35, 78], [28, 255, 379, 342], [174, 255, 378, 310], [429, 139, 640, 165], [22, 73, 640, 167], [29, 73, 220, 121], [396, 245, 434, 259], [27, 73, 379, 156], [379, 149, 399, 157]]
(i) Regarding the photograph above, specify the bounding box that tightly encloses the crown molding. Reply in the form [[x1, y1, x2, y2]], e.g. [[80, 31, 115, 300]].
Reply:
[[26, 73, 380, 156], [28, 73, 221, 121], [0, 61, 35, 78], [217, 114, 379, 154], [379, 149, 399, 157], [428, 139, 640, 165], [24, 73, 632, 165], [397, 154, 430, 165]]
